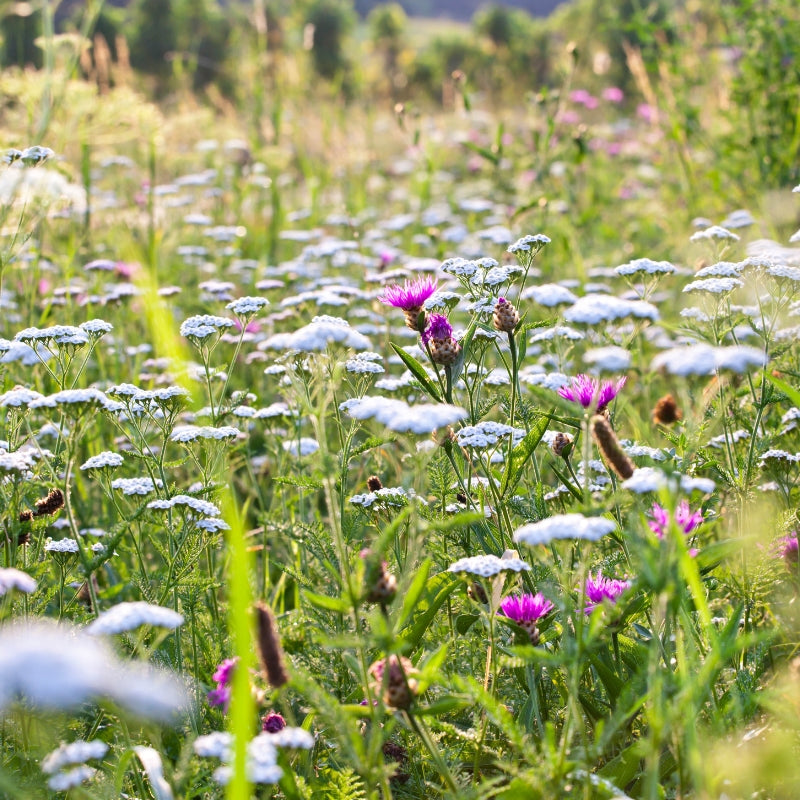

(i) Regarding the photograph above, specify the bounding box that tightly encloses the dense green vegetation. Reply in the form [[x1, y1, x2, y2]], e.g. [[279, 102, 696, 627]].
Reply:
[[0, 1, 799, 799]]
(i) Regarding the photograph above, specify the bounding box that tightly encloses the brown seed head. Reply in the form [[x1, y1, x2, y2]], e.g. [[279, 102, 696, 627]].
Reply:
[[254, 601, 289, 688], [551, 432, 573, 458], [652, 394, 682, 425], [591, 415, 634, 480], [34, 488, 65, 517], [429, 336, 461, 366], [367, 475, 383, 492]]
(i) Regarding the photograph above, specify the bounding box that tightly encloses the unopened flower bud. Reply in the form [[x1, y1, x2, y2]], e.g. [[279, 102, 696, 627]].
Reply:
[[367, 475, 383, 492], [551, 432, 573, 458], [493, 297, 519, 333], [368, 655, 418, 709], [652, 394, 681, 425], [591, 415, 634, 479]]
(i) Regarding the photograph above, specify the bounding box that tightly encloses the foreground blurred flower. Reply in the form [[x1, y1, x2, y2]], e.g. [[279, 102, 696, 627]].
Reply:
[[379, 275, 437, 332], [780, 533, 798, 568], [584, 572, 631, 614], [558, 374, 626, 413], [0, 620, 190, 718], [208, 657, 238, 711], [87, 601, 184, 636], [650, 501, 702, 556], [514, 513, 617, 546], [499, 593, 554, 644], [368, 655, 418, 709]]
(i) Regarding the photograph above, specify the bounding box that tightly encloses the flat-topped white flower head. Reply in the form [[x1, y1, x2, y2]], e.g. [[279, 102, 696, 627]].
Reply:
[[564, 295, 659, 324], [42, 740, 109, 774], [87, 601, 184, 635], [447, 554, 531, 577], [341, 396, 467, 434], [261, 316, 371, 352], [0, 567, 37, 595], [513, 514, 616, 546], [651, 344, 767, 375]]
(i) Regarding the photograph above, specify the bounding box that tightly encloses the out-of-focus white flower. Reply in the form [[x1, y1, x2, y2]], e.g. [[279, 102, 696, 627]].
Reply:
[[651, 344, 767, 375], [42, 740, 108, 774], [0, 620, 190, 719], [261, 316, 370, 352], [564, 295, 659, 324], [0, 567, 36, 595], [513, 514, 616, 546], [521, 283, 578, 307], [87, 602, 184, 635], [135, 746, 175, 800], [615, 258, 676, 276], [47, 765, 97, 791], [341, 396, 467, 434]]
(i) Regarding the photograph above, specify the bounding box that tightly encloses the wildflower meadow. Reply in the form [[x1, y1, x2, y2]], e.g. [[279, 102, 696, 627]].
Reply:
[[1, 1, 800, 798]]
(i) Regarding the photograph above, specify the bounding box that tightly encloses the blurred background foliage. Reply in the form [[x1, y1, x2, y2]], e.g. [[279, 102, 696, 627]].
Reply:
[[0, 0, 797, 187]]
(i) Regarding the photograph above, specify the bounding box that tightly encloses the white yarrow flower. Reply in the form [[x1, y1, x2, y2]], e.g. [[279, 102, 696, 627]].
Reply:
[[447, 554, 531, 577], [564, 294, 659, 324], [0, 567, 37, 595], [81, 451, 124, 470], [513, 514, 616, 546], [341, 396, 467, 434], [87, 601, 184, 635], [42, 740, 109, 774]]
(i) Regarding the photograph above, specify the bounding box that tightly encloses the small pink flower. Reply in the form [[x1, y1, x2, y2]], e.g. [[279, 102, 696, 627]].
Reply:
[[584, 572, 630, 614], [557, 374, 626, 412], [602, 87, 624, 103]]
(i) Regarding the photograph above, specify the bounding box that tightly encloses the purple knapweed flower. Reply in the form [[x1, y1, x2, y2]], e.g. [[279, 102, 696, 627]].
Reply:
[[421, 313, 454, 345], [780, 533, 799, 568], [379, 275, 437, 312], [207, 686, 232, 710], [262, 711, 287, 733], [602, 87, 624, 103], [649, 501, 702, 556], [379, 275, 437, 332], [558, 374, 626, 412], [499, 593, 554, 623], [584, 572, 631, 614], [207, 657, 238, 711]]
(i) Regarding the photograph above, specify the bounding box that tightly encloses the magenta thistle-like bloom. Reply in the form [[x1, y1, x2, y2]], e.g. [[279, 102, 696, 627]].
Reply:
[[212, 657, 238, 686], [780, 533, 799, 567], [207, 686, 232, 710], [558, 374, 626, 412], [499, 592, 554, 623], [649, 501, 703, 538], [379, 275, 437, 311], [262, 711, 287, 733], [422, 313, 454, 345], [584, 571, 630, 614]]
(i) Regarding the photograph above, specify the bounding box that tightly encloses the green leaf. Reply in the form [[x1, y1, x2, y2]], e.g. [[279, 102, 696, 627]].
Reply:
[[347, 435, 396, 461], [415, 694, 473, 716], [765, 372, 800, 407], [390, 343, 442, 402], [696, 538, 742, 573], [400, 571, 459, 653], [273, 475, 323, 490], [397, 558, 432, 629], [450, 314, 479, 385], [501, 411, 551, 495], [303, 590, 349, 613], [456, 613, 479, 634]]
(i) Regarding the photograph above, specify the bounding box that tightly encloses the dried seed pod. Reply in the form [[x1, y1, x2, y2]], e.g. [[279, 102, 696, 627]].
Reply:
[[591, 415, 634, 479], [254, 602, 289, 688]]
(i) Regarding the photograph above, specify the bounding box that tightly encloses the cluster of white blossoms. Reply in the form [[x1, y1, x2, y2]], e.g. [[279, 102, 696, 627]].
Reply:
[[341, 396, 467, 434], [448, 553, 531, 577], [261, 315, 371, 353], [513, 514, 617, 546], [169, 425, 241, 443], [147, 494, 222, 517], [87, 601, 184, 635]]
